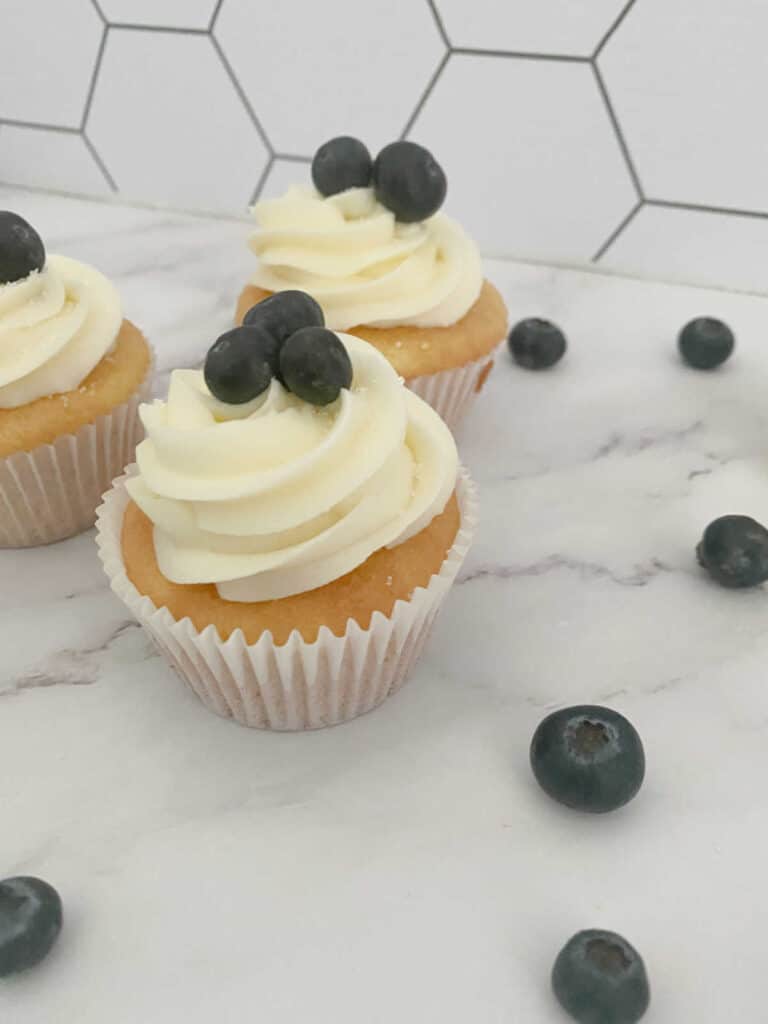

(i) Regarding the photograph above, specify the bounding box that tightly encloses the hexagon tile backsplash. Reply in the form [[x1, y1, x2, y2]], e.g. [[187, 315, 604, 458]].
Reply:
[[1, 0, 767, 294]]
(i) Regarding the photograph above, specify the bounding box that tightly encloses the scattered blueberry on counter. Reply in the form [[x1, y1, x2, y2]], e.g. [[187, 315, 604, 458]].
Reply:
[[552, 929, 650, 1024], [0, 211, 46, 284], [530, 705, 645, 814], [678, 316, 735, 370], [312, 136, 374, 197], [372, 141, 447, 223], [280, 326, 353, 406], [0, 876, 62, 977], [697, 514, 768, 588], [508, 318, 567, 370]]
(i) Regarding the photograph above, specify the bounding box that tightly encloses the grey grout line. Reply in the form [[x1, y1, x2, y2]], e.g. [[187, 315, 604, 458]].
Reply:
[[209, 0, 226, 32], [80, 24, 109, 131], [0, 119, 80, 134], [82, 133, 118, 193], [401, 50, 451, 138], [272, 153, 312, 164], [106, 23, 209, 35], [209, 34, 273, 155], [89, 0, 106, 23], [647, 198, 768, 221], [591, 63, 643, 199], [593, 0, 639, 59], [250, 155, 275, 205], [591, 200, 644, 261], [426, 0, 451, 47], [452, 47, 590, 63]]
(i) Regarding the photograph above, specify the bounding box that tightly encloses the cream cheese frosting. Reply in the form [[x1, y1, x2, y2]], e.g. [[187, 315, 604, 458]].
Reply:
[[249, 186, 482, 331], [127, 333, 459, 603], [0, 254, 122, 409]]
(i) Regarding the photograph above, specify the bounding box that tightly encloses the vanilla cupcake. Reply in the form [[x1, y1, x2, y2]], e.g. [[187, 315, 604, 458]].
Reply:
[[97, 294, 476, 730], [237, 137, 508, 430], [0, 212, 152, 547]]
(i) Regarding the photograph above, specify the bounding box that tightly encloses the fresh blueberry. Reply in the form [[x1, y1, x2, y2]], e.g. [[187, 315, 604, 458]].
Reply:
[[697, 514, 768, 588], [373, 141, 447, 223], [530, 705, 645, 814], [0, 877, 63, 977], [0, 212, 46, 285], [204, 326, 274, 404], [280, 327, 353, 406], [243, 290, 324, 353], [678, 317, 734, 370], [508, 318, 567, 370], [312, 136, 373, 196], [553, 930, 650, 1024]]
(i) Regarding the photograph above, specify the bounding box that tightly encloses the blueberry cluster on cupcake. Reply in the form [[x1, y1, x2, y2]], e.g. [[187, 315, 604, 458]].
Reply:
[[0, 212, 151, 547], [238, 136, 508, 430], [98, 291, 477, 729]]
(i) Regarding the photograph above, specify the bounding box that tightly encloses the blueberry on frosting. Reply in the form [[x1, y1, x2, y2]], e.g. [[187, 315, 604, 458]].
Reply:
[[244, 290, 324, 351], [311, 136, 373, 197], [280, 326, 353, 406], [373, 141, 447, 223], [204, 326, 275, 404], [0, 212, 45, 285]]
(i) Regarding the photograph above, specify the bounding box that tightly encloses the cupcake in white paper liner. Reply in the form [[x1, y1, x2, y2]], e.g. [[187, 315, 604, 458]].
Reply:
[[96, 466, 476, 731], [406, 341, 504, 431], [95, 328, 476, 731], [0, 213, 153, 547]]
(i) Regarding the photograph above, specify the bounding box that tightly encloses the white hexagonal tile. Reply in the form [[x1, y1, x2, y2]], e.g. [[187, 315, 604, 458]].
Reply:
[[600, 0, 768, 210], [87, 31, 268, 212], [600, 205, 768, 295], [0, 0, 103, 128], [215, 0, 444, 153], [410, 55, 637, 260], [437, 0, 630, 56], [98, 0, 218, 30], [256, 158, 311, 202], [0, 126, 112, 195]]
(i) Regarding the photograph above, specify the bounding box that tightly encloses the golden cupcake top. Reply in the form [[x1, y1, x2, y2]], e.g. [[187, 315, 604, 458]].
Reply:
[[248, 137, 483, 332], [127, 290, 459, 603]]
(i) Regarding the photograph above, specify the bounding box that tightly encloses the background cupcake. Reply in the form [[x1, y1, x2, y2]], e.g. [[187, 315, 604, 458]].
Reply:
[[98, 293, 476, 730], [237, 138, 508, 430], [0, 212, 152, 547]]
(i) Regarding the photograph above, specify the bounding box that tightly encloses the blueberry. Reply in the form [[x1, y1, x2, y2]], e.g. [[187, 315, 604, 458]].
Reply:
[[0, 212, 45, 285], [0, 877, 62, 977], [697, 514, 768, 588], [553, 930, 650, 1024], [678, 317, 734, 370], [204, 326, 274, 405], [373, 141, 447, 223], [530, 706, 645, 814], [508, 318, 567, 370], [280, 327, 353, 406], [312, 136, 373, 197], [243, 290, 324, 354]]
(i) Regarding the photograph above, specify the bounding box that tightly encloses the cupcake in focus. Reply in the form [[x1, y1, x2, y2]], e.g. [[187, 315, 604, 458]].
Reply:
[[236, 137, 508, 430], [0, 212, 152, 547], [97, 291, 476, 730]]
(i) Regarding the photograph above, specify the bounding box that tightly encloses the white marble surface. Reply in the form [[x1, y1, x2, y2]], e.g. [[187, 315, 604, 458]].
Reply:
[[2, 186, 768, 1022]]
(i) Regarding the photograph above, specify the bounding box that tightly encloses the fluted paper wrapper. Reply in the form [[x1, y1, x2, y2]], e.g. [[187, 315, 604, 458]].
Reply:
[[405, 342, 503, 431], [0, 365, 152, 548], [96, 467, 477, 731]]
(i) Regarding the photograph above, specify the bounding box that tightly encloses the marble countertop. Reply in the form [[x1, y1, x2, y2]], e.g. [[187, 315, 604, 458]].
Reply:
[[2, 186, 768, 1023]]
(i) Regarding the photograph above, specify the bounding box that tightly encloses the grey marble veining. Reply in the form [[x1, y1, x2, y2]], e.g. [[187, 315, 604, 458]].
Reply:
[[1, 186, 768, 1022]]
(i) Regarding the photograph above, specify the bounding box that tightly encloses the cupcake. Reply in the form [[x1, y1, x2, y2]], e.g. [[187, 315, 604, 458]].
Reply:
[[0, 212, 152, 547], [236, 137, 508, 430], [97, 292, 476, 730]]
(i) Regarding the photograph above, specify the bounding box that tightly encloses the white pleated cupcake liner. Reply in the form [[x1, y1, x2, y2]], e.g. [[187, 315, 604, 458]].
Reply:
[[0, 358, 153, 548], [405, 341, 504, 431], [96, 466, 478, 731]]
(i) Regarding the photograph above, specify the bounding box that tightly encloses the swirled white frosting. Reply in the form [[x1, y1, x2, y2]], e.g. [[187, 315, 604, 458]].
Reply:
[[127, 334, 459, 603], [0, 255, 122, 408], [249, 186, 482, 331]]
